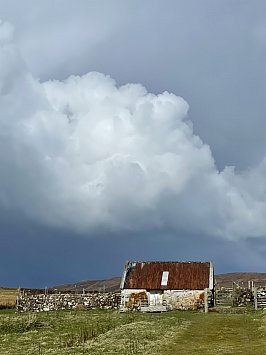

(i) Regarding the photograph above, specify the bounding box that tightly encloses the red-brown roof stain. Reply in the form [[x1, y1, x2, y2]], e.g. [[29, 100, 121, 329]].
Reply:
[[123, 261, 211, 290]]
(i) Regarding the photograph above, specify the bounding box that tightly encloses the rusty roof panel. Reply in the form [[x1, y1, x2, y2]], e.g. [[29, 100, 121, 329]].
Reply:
[[123, 261, 211, 290]]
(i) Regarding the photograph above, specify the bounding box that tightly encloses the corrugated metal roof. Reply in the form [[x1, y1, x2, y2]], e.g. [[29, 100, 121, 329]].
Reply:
[[122, 261, 212, 290]]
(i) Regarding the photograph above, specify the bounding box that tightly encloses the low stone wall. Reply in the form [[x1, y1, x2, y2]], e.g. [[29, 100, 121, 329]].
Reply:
[[16, 292, 121, 312], [215, 287, 254, 307]]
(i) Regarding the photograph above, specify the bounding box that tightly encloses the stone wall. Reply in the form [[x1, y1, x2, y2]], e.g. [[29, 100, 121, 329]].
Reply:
[[16, 292, 121, 312], [215, 287, 254, 307]]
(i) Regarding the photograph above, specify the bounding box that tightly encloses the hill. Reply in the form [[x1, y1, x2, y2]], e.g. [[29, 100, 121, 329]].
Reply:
[[215, 272, 266, 288], [50, 277, 121, 293], [50, 272, 266, 293]]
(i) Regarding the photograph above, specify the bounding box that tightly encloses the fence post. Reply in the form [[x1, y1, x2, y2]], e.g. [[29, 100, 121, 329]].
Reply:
[[204, 288, 209, 313], [254, 287, 258, 310]]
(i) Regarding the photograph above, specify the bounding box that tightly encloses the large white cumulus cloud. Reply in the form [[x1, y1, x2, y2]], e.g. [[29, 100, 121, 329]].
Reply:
[[1, 21, 266, 240]]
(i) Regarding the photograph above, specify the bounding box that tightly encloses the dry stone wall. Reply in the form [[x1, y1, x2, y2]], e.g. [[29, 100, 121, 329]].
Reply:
[[215, 287, 254, 307], [16, 292, 121, 312]]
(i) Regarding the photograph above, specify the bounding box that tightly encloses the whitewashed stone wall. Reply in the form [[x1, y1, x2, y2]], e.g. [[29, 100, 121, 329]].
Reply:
[[121, 289, 209, 311], [163, 290, 205, 310]]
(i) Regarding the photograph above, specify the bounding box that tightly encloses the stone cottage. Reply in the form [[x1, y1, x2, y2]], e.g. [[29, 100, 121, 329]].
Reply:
[[120, 261, 214, 311]]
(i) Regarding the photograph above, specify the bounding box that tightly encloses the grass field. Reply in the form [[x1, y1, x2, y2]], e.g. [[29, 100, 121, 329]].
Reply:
[[0, 308, 266, 354], [0, 288, 18, 309]]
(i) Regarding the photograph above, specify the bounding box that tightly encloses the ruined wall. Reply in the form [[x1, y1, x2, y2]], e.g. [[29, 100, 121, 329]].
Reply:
[[16, 292, 121, 312], [121, 289, 210, 311]]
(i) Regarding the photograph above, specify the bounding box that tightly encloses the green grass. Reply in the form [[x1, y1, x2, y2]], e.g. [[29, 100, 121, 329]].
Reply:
[[0, 309, 266, 354]]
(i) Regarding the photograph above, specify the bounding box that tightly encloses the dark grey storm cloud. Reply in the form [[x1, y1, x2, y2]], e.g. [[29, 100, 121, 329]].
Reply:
[[2, 211, 266, 288], [1, 1, 266, 286]]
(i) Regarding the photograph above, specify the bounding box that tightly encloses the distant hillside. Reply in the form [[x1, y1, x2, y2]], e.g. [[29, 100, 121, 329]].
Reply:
[[50, 277, 121, 293], [50, 272, 266, 293], [215, 272, 266, 288], [0, 287, 19, 308]]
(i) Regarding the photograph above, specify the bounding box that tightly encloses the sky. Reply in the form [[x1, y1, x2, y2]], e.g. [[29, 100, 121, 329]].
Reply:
[[1, 1, 266, 287]]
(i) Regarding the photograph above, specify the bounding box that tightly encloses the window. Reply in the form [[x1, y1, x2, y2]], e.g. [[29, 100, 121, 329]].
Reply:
[[161, 271, 169, 286]]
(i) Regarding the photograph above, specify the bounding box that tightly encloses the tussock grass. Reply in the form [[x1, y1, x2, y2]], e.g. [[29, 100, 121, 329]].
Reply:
[[0, 309, 266, 354], [0, 313, 42, 334]]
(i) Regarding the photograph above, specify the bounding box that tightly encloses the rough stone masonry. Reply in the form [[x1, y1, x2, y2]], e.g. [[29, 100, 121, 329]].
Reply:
[[16, 292, 121, 312]]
